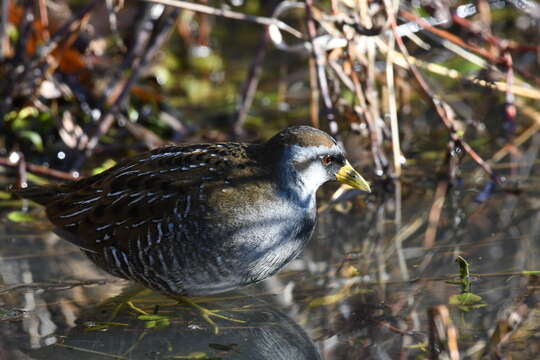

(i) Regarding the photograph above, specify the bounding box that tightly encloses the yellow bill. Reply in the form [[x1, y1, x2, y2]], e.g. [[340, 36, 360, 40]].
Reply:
[[336, 161, 371, 193]]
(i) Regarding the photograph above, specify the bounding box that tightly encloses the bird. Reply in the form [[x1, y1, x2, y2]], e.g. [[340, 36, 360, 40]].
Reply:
[[12, 126, 371, 297]]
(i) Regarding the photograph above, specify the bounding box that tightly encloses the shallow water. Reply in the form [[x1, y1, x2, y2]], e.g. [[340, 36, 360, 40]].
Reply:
[[1, 153, 539, 359]]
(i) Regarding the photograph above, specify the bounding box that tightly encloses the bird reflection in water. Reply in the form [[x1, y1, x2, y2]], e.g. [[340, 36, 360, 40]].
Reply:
[[30, 286, 322, 360]]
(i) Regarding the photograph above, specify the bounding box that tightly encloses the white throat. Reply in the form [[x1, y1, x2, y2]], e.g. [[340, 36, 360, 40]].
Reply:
[[279, 144, 341, 205], [296, 161, 328, 196]]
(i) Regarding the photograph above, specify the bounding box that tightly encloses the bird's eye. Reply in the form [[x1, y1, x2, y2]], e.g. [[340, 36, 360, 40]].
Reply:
[[321, 155, 332, 167]]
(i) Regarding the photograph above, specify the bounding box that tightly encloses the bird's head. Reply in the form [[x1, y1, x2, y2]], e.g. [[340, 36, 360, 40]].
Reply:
[[265, 126, 371, 200]]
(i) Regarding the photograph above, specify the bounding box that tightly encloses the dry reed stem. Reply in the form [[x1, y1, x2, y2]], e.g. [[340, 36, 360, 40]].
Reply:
[[0, 0, 8, 60], [386, 9, 500, 183], [145, 0, 303, 39], [428, 305, 460, 360], [308, 56, 320, 129], [235, 31, 269, 136], [84, 8, 179, 156], [305, 0, 339, 138], [424, 179, 448, 249], [37, 0, 50, 41], [375, 38, 540, 100], [385, 32, 402, 177]]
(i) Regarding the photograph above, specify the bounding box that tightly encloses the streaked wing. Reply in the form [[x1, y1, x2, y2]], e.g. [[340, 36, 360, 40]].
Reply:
[[44, 143, 252, 252]]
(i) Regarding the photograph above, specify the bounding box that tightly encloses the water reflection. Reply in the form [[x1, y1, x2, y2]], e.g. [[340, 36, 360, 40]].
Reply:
[[29, 286, 322, 360]]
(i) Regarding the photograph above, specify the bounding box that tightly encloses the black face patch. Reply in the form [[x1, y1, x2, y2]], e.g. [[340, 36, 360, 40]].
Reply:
[[293, 158, 313, 172]]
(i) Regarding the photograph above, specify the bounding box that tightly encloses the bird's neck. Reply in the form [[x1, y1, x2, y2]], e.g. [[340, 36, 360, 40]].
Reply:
[[275, 165, 317, 209], [257, 145, 319, 208]]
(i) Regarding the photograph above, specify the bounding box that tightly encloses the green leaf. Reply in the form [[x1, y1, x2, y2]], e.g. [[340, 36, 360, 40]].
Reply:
[[455, 256, 471, 293], [85, 321, 129, 332], [144, 320, 157, 328], [168, 352, 208, 359], [9, 107, 39, 129], [455, 256, 470, 278], [18, 130, 44, 151], [7, 211, 36, 223], [449, 292, 486, 311], [522, 270, 540, 275], [92, 159, 116, 175], [26, 172, 49, 186], [138, 314, 170, 329], [0, 191, 11, 200], [138, 314, 168, 321], [18, 107, 39, 119]]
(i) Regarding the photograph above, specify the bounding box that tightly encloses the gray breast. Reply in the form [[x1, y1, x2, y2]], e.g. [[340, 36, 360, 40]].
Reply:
[[181, 196, 316, 295], [235, 197, 316, 285]]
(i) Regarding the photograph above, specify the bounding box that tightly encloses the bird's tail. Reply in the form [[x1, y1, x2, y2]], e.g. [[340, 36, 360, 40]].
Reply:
[[9, 185, 62, 206]]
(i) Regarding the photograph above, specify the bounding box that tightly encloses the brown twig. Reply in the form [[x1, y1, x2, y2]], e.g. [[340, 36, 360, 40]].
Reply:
[[0, 156, 78, 181], [504, 52, 516, 135], [0, 1, 98, 121], [428, 305, 460, 360], [308, 56, 319, 129], [84, 8, 179, 156], [482, 304, 528, 358], [375, 39, 540, 100], [424, 179, 449, 249], [235, 30, 269, 136], [476, 0, 495, 56], [400, 7, 539, 88], [32, 1, 98, 67], [305, 0, 339, 138], [121, 114, 168, 149], [15, 152, 28, 188], [0, 0, 10, 60], [0, 279, 114, 294], [37, 0, 50, 41], [45, 8, 91, 77], [346, 47, 387, 175], [399, 9, 495, 62], [387, 8, 500, 183], [105, 0, 126, 50], [400, 8, 540, 77], [424, 134, 464, 248], [102, 3, 156, 103], [450, 13, 540, 86], [145, 0, 302, 39], [503, 51, 519, 179], [377, 320, 421, 337]]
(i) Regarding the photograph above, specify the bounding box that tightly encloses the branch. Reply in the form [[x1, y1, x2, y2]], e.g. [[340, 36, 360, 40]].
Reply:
[[145, 0, 302, 38], [0, 156, 78, 181], [386, 5, 500, 183]]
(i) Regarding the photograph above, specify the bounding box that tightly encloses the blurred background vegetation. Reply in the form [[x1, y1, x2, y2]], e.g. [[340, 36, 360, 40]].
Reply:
[[0, 0, 537, 186]]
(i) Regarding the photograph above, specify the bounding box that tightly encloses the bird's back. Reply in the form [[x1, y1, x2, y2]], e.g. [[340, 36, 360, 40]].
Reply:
[[11, 142, 314, 294]]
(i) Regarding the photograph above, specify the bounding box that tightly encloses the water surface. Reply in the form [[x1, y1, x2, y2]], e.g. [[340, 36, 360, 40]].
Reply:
[[1, 155, 539, 359]]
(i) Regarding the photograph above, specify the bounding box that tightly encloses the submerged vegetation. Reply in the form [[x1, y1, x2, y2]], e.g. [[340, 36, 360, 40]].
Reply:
[[0, 0, 539, 359]]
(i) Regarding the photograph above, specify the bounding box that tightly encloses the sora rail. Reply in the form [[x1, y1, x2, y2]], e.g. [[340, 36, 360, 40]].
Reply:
[[13, 126, 370, 296]]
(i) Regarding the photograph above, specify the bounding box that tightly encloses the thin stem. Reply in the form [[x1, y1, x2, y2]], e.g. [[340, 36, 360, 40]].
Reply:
[[145, 0, 302, 39]]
